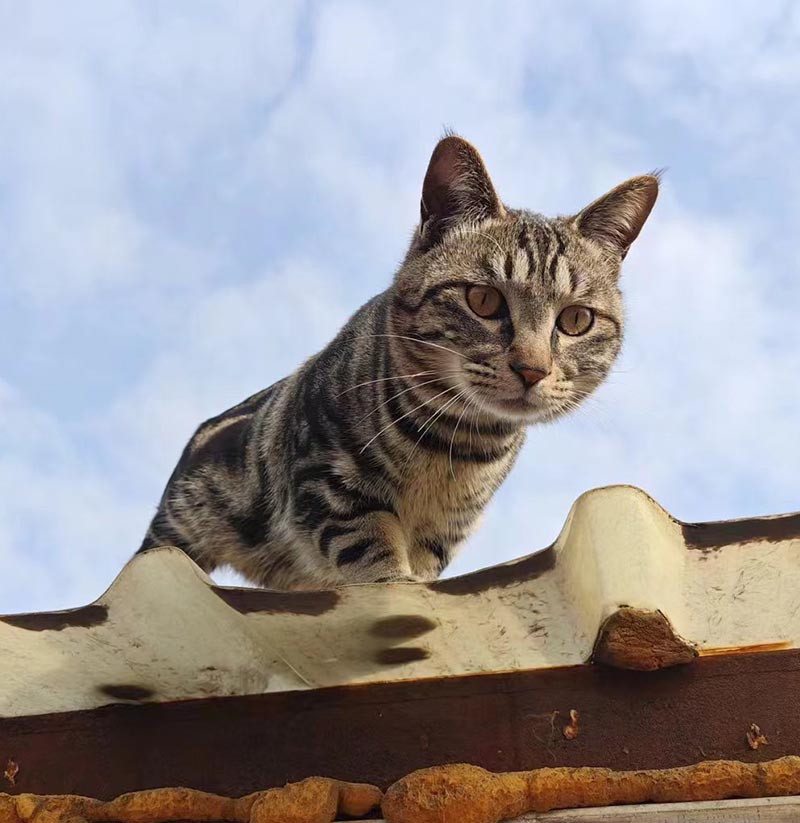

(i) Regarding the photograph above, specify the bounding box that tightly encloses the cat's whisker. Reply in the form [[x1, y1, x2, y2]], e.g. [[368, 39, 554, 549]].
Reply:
[[356, 372, 462, 424], [553, 397, 601, 423], [449, 390, 479, 480], [334, 370, 436, 398], [564, 394, 615, 429], [467, 389, 486, 453], [470, 391, 492, 424], [464, 392, 493, 442], [417, 388, 467, 436], [358, 386, 457, 455], [355, 333, 469, 360], [561, 388, 608, 413], [460, 227, 506, 258], [399, 388, 469, 477]]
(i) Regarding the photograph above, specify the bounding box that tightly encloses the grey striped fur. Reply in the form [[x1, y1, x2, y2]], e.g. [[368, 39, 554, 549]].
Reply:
[[139, 135, 659, 587]]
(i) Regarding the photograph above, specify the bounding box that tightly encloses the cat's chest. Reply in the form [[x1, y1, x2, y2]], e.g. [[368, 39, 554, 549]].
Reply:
[[396, 457, 493, 533]]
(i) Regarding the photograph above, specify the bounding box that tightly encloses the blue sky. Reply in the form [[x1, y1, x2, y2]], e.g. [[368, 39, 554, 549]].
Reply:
[[2, 1, 799, 614]]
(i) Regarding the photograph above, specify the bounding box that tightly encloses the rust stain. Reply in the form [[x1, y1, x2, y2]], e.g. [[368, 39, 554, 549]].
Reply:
[[562, 710, 580, 741], [382, 756, 800, 820], [592, 608, 697, 671], [1, 604, 108, 632], [747, 723, 769, 750], [212, 586, 339, 616], [683, 511, 800, 552], [3, 759, 18, 787], [699, 641, 792, 657], [99, 684, 155, 702], [375, 647, 431, 665], [429, 545, 556, 596], [0, 778, 382, 821], [369, 615, 438, 640]]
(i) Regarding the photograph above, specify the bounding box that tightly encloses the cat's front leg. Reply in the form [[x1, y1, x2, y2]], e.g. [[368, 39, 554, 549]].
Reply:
[[318, 512, 421, 585]]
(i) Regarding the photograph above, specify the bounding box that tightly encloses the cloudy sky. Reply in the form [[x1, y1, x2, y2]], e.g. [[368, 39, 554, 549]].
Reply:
[[1, 1, 799, 615]]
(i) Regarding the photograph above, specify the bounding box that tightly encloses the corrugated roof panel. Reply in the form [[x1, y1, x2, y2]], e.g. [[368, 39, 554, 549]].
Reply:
[[1, 484, 798, 718]]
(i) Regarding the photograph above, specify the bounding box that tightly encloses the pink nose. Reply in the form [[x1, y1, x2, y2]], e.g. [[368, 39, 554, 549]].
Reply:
[[511, 363, 549, 388]]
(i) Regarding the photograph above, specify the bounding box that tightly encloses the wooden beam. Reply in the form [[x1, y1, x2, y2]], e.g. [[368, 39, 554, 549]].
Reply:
[[1, 650, 798, 801]]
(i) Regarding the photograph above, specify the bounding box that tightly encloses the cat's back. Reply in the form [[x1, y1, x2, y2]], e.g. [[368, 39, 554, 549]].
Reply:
[[174, 384, 280, 478], [138, 379, 291, 556]]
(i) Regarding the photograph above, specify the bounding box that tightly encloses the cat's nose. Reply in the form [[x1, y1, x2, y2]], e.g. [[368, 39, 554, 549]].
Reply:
[[510, 362, 549, 388]]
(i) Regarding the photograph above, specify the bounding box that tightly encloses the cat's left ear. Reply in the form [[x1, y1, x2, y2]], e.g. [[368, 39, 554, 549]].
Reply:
[[418, 135, 505, 248], [573, 174, 660, 259]]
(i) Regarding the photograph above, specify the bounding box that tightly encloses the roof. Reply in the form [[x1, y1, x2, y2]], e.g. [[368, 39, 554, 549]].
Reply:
[[2, 484, 799, 718]]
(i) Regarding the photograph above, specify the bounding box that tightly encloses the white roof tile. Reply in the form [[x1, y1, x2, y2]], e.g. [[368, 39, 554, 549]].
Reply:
[[2, 485, 798, 718]]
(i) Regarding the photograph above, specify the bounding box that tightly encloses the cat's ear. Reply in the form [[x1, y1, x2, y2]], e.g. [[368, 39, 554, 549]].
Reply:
[[573, 174, 660, 258], [418, 135, 505, 246]]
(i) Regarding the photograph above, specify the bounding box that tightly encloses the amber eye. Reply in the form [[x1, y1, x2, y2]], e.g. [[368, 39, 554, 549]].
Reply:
[[557, 305, 594, 336], [466, 285, 506, 319]]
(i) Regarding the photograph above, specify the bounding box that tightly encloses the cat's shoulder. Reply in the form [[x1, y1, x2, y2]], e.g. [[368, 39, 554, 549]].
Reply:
[[175, 381, 285, 477]]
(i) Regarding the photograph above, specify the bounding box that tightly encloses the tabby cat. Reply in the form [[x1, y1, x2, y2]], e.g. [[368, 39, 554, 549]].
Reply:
[[139, 135, 658, 588]]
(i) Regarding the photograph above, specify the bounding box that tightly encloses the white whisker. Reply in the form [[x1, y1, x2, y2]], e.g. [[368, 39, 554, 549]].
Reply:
[[449, 390, 478, 480], [418, 390, 464, 435], [356, 373, 461, 424], [400, 388, 469, 477], [354, 333, 469, 360], [468, 393, 479, 453], [334, 370, 436, 398], [460, 228, 506, 259], [358, 386, 456, 455]]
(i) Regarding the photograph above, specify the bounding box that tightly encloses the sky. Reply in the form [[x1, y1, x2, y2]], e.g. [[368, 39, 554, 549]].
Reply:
[[1, 1, 799, 615]]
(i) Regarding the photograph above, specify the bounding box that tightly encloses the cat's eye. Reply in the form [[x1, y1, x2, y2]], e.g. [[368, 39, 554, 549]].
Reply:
[[466, 285, 506, 319], [557, 305, 594, 336]]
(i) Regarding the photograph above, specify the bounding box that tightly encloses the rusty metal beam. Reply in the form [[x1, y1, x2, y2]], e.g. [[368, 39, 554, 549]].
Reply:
[[1, 649, 798, 801]]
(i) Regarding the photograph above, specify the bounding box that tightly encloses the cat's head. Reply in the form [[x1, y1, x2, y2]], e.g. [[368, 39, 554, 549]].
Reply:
[[390, 135, 658, 425]]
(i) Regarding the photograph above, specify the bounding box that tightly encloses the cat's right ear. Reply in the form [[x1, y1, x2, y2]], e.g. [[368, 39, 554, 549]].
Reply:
[[573, 174, 660, 259], [418, 135, 504, 249]]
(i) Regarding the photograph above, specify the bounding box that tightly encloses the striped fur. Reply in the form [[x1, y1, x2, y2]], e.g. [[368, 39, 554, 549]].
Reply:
[[139, 135, 658, 588]]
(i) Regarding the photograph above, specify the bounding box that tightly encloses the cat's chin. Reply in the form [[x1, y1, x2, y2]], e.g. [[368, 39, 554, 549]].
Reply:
[[481, 396, 559, 425]]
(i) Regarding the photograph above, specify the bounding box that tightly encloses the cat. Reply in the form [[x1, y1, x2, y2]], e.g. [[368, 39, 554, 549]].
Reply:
[[138, 134, 658, 588]]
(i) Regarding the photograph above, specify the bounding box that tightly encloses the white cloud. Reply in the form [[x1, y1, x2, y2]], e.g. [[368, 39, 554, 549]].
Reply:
[[0, 382, 144, 611], [0, 1, 305, 300]]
